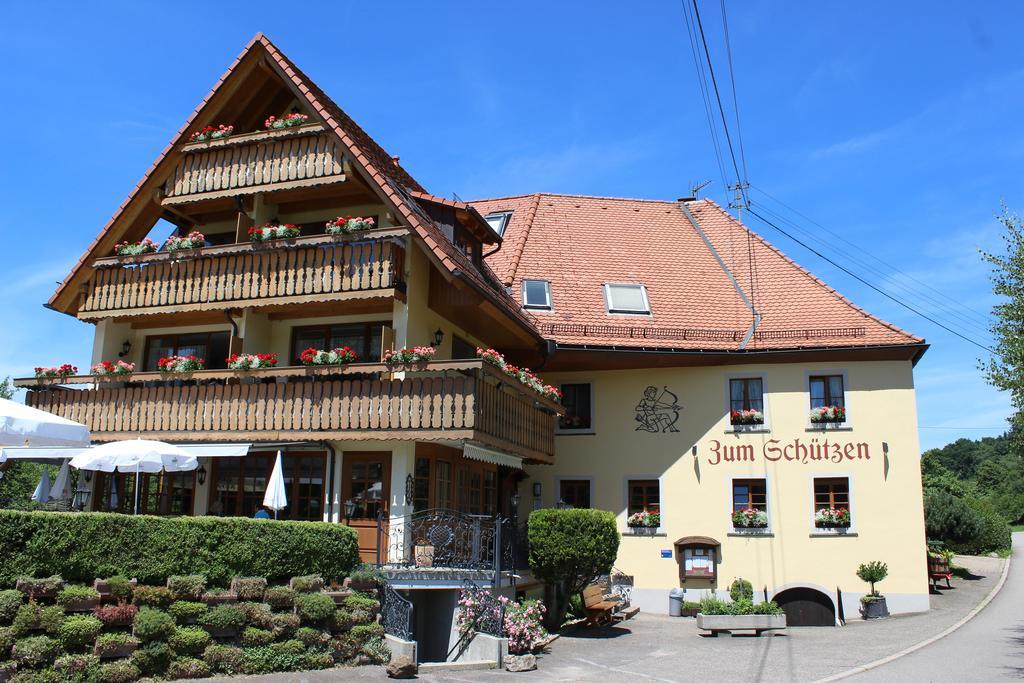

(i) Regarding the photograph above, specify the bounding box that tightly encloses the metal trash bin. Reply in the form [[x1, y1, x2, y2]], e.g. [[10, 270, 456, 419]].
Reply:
[[669, 587, 685, 616]]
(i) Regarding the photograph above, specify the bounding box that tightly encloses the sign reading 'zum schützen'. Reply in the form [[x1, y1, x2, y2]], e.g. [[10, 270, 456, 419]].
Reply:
[[706, 438, 870, 465]]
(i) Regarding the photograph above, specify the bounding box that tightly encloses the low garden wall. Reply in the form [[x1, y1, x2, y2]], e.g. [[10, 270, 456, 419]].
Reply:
[[0, 511, 359, 587]]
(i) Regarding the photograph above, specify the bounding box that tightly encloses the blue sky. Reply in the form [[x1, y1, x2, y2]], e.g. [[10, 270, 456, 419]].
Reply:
[[2, 1, 1020, 450]]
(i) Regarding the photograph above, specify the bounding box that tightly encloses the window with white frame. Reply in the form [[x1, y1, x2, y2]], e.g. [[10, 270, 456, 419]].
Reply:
[[557, 383, 593, 432], [604, 283, 651, 314], [522, 280, 552, 310], [484, 212, 512, 237]]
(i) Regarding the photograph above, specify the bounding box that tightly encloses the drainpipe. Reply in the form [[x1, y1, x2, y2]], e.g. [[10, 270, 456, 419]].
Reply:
[[323, 441, 337, 522]]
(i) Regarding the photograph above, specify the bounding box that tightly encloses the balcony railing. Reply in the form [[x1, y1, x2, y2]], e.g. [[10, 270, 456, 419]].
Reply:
[[79, 231, 406, 319], [380, 509, 509, 571], [19, 361, 558, 463], [164, 123, 346, 203]]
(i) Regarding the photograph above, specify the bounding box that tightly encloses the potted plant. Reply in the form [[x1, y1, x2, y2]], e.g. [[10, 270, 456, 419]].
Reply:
[[33, 365, 77, 384], [626, 510, 660, 535], [157, 355, 204, 381], [732, 508, 769, 531], [730, 409, 764, 426], [114, 238, 158, 257], [248, 223, 301, 243], [91, 360, 135, 388], [265, 113, 309, 129], [188, 124, 233, 142], [227, 353, 277, 383], [695, 596, 787, 636], [57, 586, 101, 612], [300, 347, 358, 368], [164, 231, 206, 252], [857, 561, 890, 619], [814, 506, 851, 530], [93, 632, 140, 659], [383, 346, 436, 369], [325, 216, 375, 235], [810, 405, 846, 425]]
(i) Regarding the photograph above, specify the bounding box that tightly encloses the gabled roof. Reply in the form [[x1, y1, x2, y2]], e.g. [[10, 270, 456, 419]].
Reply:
[[472, 193, 924, 353], [48, 34, 540, 342]]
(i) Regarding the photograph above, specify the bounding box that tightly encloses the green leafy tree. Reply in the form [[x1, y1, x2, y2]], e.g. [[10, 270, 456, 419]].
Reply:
[[527, 508, 619, 629]]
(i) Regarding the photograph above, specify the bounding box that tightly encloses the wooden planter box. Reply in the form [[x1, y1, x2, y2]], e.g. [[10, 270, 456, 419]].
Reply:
[[696, 613, 787, 637], [342, 577, 376, 593], [201, 593, 238, 606], [94, 578, 137, 602], [63, 597, 101, 613], [16, 579, 62, 601], [325, 590, 353, 606], [94, 641, 139, 659]]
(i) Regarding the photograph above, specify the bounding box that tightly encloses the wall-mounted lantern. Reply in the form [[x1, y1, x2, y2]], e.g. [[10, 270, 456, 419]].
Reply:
[[118, 340, 132, 358]]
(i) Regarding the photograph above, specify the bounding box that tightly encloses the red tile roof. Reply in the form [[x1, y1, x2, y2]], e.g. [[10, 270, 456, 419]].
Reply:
[[472, 193, 923, 352]]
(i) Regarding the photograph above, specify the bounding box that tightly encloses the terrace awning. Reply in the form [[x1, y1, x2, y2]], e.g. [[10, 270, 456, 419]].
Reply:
[[463, 443, 524, 470]]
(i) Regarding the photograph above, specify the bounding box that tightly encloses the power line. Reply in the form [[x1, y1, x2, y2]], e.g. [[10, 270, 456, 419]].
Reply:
[[749, 201, 995, 340], [751, 185, 994, 328], [681, 1, 730, 196], [746, 207, 995, 353], [719, 0, 748, 185]]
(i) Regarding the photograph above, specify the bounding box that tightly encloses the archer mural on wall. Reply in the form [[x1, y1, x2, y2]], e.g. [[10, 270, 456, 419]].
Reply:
[[635, 385, 681, 433]]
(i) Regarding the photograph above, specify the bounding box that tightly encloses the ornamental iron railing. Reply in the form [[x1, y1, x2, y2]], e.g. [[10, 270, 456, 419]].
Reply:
[[380, 582, 413, 641], [378, 509, 507, 573]]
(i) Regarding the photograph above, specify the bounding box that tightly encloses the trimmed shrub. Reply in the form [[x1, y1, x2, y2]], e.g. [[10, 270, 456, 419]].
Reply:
[[94, 660, 140, 683], [56, 616, 102, 651], [330, 608, 354, 632], [289, 575, 323, 593], [0, 590, 23, 623], [168, 627, 211, 657], [129, 641, 171, 677], [199, 604, 245, 632], [341, 593, 378, 613], [528, 508, 620, 628], [93, 633, 139, 658], [294, 593, 335, 623], [12, 635, 61, 668], [237, 602, 273, 629], [240, 627, 274, 647], [9, 669, 63, 683], [132, 608, 174, 643], [167, 576, 205, 601], [350, 623, 384, 641], [0, 626, 14, 658], [203, 643, 244, 675], [965, 498, 1013, 554], [264, 586, 295, 609], [54, 653, 100, 682], [131, 586, 172, 609], [167, 601, 207, 624], [330, 633, 359, 662], [299, 651, 335, 670], [12, 604, 42, 636], [56, 587, 99, 609], [92, 604, 137, 628], [231, 578, 266, 602], [295, 626, 330, 649], [729, 578, 753, 602], [271, 612, 301, 639], [241, 640, 306, 675], [103, 577, 133, 604], [0, 511, 358, 587], [38, 608, 64, 636], [361, 635, 390, 664], [165, 657, 210, 680]]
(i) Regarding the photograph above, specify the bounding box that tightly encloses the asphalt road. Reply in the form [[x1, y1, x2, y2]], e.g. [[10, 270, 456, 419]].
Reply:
[[850, 532, 1022, 682]]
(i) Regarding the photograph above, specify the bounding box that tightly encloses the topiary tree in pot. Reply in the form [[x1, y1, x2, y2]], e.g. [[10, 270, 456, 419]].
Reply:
[[856, 561, 890, 619], [528, 508, 620, 630]]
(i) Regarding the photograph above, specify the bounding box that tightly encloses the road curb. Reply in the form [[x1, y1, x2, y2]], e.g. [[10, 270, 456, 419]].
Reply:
[[816, 550, 1013, 682]]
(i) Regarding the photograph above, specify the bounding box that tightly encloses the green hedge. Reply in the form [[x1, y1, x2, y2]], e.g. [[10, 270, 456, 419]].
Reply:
[[0, 511, 360, 587]]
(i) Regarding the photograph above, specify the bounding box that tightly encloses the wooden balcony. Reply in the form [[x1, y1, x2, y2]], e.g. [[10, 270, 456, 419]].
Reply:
[[163, 123, 347, 204], [78, 231, 406, 321], [19, 361, 558, 463]]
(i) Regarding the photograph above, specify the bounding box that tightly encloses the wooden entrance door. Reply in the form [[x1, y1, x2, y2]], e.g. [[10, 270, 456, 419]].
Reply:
[[342, 452, 391, 563]]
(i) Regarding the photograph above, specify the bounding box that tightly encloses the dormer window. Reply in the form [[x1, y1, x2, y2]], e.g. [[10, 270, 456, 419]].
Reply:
[[484, 212, 512, 237], [522, 280, 552, 310], [604, 283, 651, 315]]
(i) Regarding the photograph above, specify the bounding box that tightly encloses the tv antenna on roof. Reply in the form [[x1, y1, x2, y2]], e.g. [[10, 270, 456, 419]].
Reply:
[[690, 180, 712, 199]]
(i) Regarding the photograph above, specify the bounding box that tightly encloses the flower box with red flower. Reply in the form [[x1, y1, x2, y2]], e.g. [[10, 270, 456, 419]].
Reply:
[[384, 346, 436, 368], [475, 347, 562, 404], [34, 364, 78, 384], [731, 507, 769, 530], [810, 405, 847, 425], [188, 124, 234, 142], [157, 355, 205, 377], [165, 231, 206, 253], [227, 353, 277, 382], [265, 113, 309, 129], [299, 347, 359, 367], [814, 507, 851, 530], [325, 215, 375, 235], [114, 238, 158, 257], [730, 409, 764, 426], [91, 360, 135, 387], [248, 223, 301, 243], [627, 510, 660, 534]]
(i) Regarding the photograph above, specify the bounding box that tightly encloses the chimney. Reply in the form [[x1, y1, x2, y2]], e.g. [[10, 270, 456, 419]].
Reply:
[[391, 156, 401, 167]]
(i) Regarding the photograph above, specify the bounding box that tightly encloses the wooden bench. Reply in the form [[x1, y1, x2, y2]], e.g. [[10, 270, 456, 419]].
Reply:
[[582, 585, 617, 626], [928, 554, 953, 589]]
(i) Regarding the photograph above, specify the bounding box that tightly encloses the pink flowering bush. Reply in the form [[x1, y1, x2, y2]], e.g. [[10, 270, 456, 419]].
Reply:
[[164, 231, 205, 252], [383, 346, 435, 366], [91, 360, 135, 378], [501, 597, 547, 655], [35, 364, 78, 379]]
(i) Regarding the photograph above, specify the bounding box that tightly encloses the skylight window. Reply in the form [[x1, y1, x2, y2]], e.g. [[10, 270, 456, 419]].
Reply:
[[604, 283, 651, 315], [522, 280, 552, 310], [484, 212, 512, 237]]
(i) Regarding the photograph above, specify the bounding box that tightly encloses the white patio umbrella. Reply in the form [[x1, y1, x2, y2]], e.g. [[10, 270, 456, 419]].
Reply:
[[263, 450, 288, 519], [70, 439, 198, 514], [0, 399, 91, 453], [30, 469, 51, 502], [49, 459, 72, 501]]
